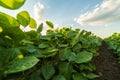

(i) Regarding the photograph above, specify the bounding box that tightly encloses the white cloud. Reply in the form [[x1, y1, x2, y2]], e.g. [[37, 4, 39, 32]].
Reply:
[[34, 2, 45, 23], [76, 0, 120, 26], [20, 2, 45, 32], [33, 2, 62, 34]]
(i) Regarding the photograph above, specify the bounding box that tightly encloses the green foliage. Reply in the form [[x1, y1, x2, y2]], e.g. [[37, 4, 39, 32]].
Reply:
[[0, 25, 101, 80], [17, 11, 30, 27], [72, 73, 87, 80], [0, 12, 20, 28], [0, 0, 102, 79], [46, 21, 54, 28], [41, 64, 55, 80], [5, 56, 39, 74], [0, 0, 25, 9], [75, 51, 93, 63], [53, 75, 66, 80], [29, 18, 37, 28], [105, 33, 120, 63], [37, 23, 43, 33]]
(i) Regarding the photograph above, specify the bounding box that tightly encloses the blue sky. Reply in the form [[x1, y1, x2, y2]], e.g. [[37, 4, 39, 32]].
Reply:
[[0, 0, 120, 38]]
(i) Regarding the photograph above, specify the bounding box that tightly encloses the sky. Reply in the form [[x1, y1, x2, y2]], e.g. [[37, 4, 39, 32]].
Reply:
[[0, 0, 120, 38]]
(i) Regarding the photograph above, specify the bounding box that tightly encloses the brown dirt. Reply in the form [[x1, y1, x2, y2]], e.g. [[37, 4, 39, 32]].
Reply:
[[93, 41, 120, 80]]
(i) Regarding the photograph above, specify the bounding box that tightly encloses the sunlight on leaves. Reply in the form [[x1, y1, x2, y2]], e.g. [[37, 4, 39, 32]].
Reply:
[[0, 12, 20, 27], [17, 11, 30, 27], [0, 27, 3, 32], [29, 18, 37, 28], [0, 0, 25, 9]]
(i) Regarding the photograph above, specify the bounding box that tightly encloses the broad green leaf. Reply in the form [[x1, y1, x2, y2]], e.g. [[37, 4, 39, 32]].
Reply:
[[67, 31, 76, 38], [53, 75, 66, 80], [0, 36, 13, 47], [59, 48, 76, 61], [46, 21, 54, 28], [0, 0, 25, 9], [71, 30, 81, 46], [20, 39, 33, 45], [72, 73, 87, 80], [0, 12, 19, 27], [4, 56, 39, 74], [37, 23, 43, 33], [25, 30, 37, 39], [17, 11, 30, 27], [42, 48, 58, 57], [59, 48, 69, 61], [75, 51, 93, 63], [26, 45, 37, 53], [72, 43, 82, 53], [32, 48, 58, 58], [41, 64, 55, 80], [29, 18, 37, 28], [86, 73, 100, 79], [0, 48, 20, 66], [3, 27, 26, 42], [58, 62, 73, 80]]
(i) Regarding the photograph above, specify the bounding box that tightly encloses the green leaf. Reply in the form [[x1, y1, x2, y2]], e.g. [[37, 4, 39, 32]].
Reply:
[[17, 11, 30, 27], [25, 30, 37, 39], [42, 48, 58, 57], [59, 48, 76, 61], [5, 56, 39, 74], [72, 73, 87, 80], [0, 12, 19, 28], [79, 63, 96, 72], [3, 27, 26, 42], [0, 0, 25, 9], [71, 30, 81, 46], [31, 48, 58, 58], [46, 21, 54, 28], [26, 45, 37, 53], [41, 64, 55, 80], [86, 73, 100, 79], [37, 23, 43, 33], [75, 51, 93, 63], [53, 75, 66, 80], [58, 62, 73, 80], [72, 43, 82, 53], [29, 18, 37, 28], [0, 48, 21, 67]]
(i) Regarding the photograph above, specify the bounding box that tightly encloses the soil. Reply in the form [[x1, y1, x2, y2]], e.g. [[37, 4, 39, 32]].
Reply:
[[93, 41, 120, 80]]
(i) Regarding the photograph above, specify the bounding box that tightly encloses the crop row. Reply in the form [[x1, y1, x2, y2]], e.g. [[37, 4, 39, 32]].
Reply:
[[0, 0, 120, 80]]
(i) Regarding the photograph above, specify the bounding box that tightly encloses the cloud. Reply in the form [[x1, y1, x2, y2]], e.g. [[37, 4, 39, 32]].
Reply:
[[76, 0, 120, 26], [34, 2, 45, 23], [33, 2, 62, 34]]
